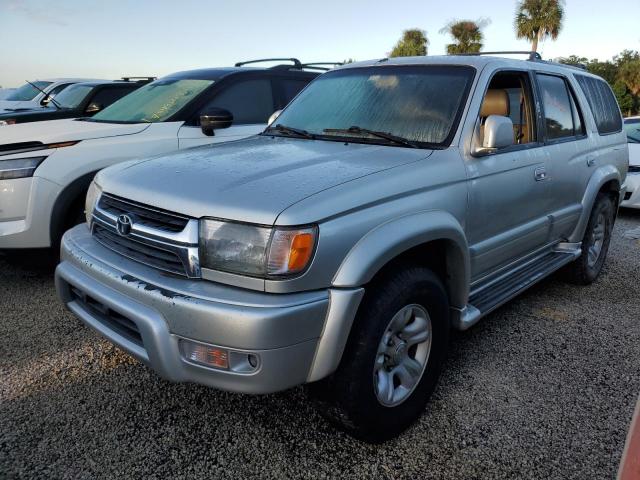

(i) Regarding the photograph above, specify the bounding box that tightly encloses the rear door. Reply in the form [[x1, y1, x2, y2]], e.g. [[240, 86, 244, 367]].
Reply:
[[177, 76, 275, 149], [533, 72, 591, 240]]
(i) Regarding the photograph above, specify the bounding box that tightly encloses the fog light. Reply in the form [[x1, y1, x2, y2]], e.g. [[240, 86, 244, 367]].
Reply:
[[180, 339, 229, 369]]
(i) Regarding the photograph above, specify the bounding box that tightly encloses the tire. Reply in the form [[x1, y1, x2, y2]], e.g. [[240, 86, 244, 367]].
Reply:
[[306, 266, 450, 443], [566, 192, 615, 285]]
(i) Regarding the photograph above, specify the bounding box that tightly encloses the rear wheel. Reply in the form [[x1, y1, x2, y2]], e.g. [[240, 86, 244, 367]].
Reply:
[[566, 193, 615, 285], [307, 266, 449, 443]]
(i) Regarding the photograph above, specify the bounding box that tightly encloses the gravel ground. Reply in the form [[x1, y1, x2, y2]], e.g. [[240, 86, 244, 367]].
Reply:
[[1, 211, 639, 479]]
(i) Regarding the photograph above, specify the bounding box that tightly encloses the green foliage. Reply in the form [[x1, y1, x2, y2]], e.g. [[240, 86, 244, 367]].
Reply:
[[560, 50, 640, 116], [439, 18, 490, 54], [515, 0, 564, 52], [389, 29, 429, 58]]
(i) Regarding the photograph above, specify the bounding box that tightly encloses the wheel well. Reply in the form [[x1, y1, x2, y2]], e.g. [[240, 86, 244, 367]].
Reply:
[[367, 239, 466, 308], [49, 171, 97, 246], [599, 179, 620, 203]]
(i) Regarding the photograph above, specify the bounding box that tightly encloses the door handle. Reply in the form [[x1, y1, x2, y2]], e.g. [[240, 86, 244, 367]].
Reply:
[[586, 155, 596, 167], [534, 166, 547, 181]]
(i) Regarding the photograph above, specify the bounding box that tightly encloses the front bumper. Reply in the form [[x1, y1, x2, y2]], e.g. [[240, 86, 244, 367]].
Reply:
[[621, 174, 640, 209], [0, 176, 60, 249], [55, 225, 363, 394]]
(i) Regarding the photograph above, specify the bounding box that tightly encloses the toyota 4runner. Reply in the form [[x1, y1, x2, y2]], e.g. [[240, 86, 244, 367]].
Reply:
[[56, 53, 629, 442]]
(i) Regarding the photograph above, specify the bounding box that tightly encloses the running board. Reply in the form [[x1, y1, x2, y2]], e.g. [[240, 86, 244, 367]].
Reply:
[[453, 245, 581, 330]]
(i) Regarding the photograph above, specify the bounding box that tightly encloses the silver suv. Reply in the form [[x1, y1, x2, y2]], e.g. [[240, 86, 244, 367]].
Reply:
[[56, 54, 629, 442]]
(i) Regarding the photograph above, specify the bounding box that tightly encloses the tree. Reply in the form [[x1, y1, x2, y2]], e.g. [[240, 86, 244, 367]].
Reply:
[[515, 0, 564, 52], [389, 29, 429, 57], [617, 59, 640, 96], [612, 81, 635, 117], [440, 18, 490, 54]]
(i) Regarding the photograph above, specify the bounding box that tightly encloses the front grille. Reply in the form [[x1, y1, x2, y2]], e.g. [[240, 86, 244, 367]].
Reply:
[[70, 286, 143, 346], [98, 193, 189, 233], [629, 165, 640, 173], [93, 224, 186, 275]]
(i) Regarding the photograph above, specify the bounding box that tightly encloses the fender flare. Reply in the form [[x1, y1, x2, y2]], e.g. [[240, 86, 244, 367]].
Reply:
[[568, 165, 621, 243], [332, 210, 470, 308], [49, 171, 98, 244]]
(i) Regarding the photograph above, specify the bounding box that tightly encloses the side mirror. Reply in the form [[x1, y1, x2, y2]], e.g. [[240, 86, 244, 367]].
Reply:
[[40, 95, 52, 106], [475, 115, 514, 155], [268, 109, 282, 126], [200, 108, 233, 136], [85, 102, 103, 114]]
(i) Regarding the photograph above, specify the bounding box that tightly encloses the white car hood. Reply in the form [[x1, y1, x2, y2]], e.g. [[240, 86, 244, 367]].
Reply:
[[0, 118, 151, 145]]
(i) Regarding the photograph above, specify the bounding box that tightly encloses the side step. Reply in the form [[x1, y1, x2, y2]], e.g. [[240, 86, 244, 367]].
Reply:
[[454, 246, 581, 330]]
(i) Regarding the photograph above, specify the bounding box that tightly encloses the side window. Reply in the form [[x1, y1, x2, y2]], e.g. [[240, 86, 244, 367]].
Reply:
[[89, 87, 135, 109], [47, 83, 71, 97], [537, 74, 579, 141], [204, 79, 274, 124], [575, 74, 623, 135], [477, 71, 537, 147], [280, 78, 309, 105]]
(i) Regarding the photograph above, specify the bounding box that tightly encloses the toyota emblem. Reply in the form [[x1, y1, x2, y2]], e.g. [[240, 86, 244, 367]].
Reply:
[[116, 214, 133, 236]]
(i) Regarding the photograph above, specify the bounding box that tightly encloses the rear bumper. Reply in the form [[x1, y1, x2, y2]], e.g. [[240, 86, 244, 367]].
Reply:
[[621, 174, 640, 209], [56, 225, 363, 393]]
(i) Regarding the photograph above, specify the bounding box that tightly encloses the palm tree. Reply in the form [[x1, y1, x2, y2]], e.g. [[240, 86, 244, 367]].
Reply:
[[515, 0, 564, 52], [389, 29, 429, 57], [439, 18, 491, 54]]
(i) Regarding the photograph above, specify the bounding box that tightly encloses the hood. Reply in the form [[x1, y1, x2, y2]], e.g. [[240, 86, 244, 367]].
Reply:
[[98, 135, 432, 225], [0, 118, 150, 145]]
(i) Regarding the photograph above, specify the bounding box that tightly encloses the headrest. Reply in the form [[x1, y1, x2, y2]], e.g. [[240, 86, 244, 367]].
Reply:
[[480, 89, 510, 117]]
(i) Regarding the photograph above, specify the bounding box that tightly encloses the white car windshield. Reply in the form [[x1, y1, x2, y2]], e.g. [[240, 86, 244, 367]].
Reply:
[[624, 120, 640, 144], [90, 78, 213, 123], [5, 81, 52, 101]]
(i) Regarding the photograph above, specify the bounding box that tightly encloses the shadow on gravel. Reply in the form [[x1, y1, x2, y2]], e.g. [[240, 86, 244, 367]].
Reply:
[[0, 249, 58, 275]]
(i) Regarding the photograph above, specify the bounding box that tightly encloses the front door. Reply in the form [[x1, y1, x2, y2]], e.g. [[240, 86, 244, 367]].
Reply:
[[178, 77, 275, 149], [465, 70, 551, 281]]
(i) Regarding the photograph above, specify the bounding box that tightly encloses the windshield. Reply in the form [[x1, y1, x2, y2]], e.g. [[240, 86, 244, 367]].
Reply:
[[52, 84, 93, 109], [90, 78, 213, 123], [624, 120, 640, 143], [5, 81, 52, 101], [268, 65, 475, 147]]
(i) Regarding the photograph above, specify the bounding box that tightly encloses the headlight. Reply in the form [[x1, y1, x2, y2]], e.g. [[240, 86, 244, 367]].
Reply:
[[0, 156, 46, 180], [199, 219, 317, 277], [84, 180, 101, 227]]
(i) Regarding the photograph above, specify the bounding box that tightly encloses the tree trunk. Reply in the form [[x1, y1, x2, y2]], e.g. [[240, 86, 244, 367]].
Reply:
[[531, 30, 540, 52]]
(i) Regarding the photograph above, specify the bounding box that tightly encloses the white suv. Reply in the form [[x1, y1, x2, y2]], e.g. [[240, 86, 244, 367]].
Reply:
[[0, 61, 319, 250]]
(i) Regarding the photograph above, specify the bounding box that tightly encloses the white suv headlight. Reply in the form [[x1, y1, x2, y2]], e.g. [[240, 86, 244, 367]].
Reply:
[[199, 219, 317, 277], [0, 156, 46, 180], [84, 180, 102, 227]]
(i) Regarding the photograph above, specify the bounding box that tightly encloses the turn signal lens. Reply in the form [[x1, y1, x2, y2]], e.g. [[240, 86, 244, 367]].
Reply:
[[267, 227, 317, 276], [181, 340, 229, 369]]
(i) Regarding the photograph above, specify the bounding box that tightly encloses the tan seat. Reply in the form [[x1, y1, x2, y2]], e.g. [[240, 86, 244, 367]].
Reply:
[[479, 89, 510, 145]]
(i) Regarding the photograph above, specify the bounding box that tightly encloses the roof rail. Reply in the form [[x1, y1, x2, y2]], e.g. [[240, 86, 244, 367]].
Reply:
[[450, 51, 542, 61], [121, 76, 156, 83], [235, 58, 302, 68], [299, 62, 344, 71]]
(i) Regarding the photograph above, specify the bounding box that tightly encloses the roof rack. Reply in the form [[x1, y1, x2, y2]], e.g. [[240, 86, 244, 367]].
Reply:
[[121, 76, 156, 83], [235, 58, 302, 68], [450, 51, 542, 61], [234, 59, 343, 71]]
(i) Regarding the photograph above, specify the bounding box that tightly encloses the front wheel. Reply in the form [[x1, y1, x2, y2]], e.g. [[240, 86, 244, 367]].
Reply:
[[306, 266, 450, 443]]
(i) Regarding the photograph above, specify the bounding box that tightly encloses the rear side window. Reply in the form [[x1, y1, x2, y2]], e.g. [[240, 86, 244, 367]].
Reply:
[[280, 79, 309, 104], [575, 75, 622, 135], [537, 74, 583, 140], [206, 79, 274, 124]]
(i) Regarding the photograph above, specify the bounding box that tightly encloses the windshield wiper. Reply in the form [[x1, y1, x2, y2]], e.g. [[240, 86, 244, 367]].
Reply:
[[323, 126, 419, 148], [265, 123, 315, 139], [26, 80, 62, 110]]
